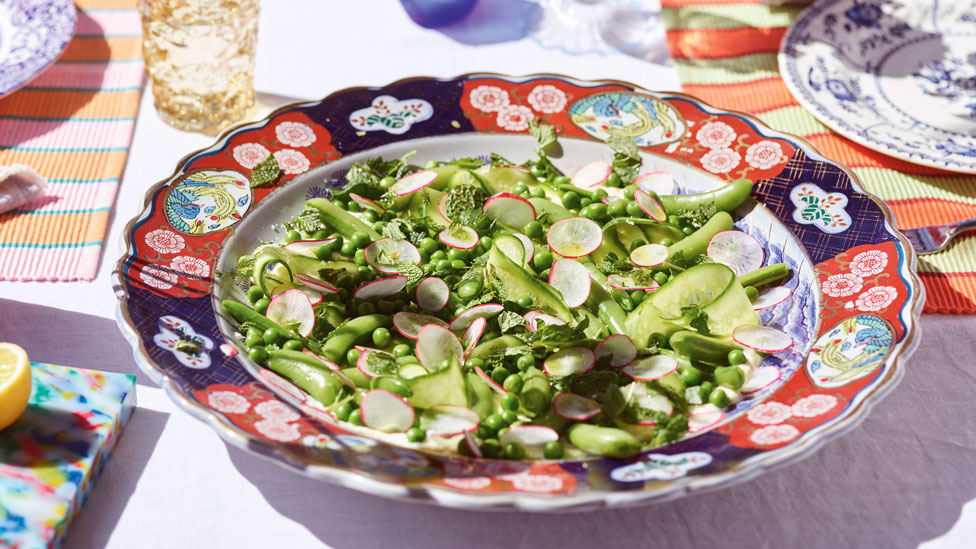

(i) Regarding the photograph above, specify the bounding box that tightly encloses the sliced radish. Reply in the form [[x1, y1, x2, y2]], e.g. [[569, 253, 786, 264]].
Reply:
[[474, 365, 508, 394], [571, 160, 611, 189], [270, 282, 323, 306], [438, 225, 479, 250], [512, 233, 535, 264], [499, 425, 559, 459], [707, 231, 765, 275], [622, 355, 678, 380], [356, 348, 397, 378], [265, 289, 315, 337], [391, 170, 437, 196], [416, 324, 463, 371], [595, 334, 637, 367], [688, 404, 726, 432], [416, 277, 449, 312], [600, 187, 627, 204], [608, 273, 659, 291], [733, 324, 793, 353], [634, 171, 675, 196], [501, 165, 531, 173], [464, 431, 483, 458], [524, 310, 567, 332], [495, 235, 526, 266], [349, 193, 386, 213], [547, 217, 602, 258], [753, 285, 792, 311], [438, 194, 452, 222], [353, 275, 407, 300], [548, 259, 591, 308], [420, 405, 480, 437], [629, 243, 669, 268], [360, 389, 414, 433], [553, 393, 602, 421], [483, 193, 536, 229], [623, 382, 674, 423], [634, 189, 667, 222], [543, 347, 595, 376], [461, 317, 487, 358], [283, 238, 338, 257], [740, 366, 781, 395], [365, 238, 421, 274], [294, 273, 339, 294], [392, 311, 448, 340], [449, 303, 504, 331]]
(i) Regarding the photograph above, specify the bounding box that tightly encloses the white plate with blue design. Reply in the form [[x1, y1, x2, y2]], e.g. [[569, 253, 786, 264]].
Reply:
[[780, 0, 976, 173], [0, 0, 76, 98]]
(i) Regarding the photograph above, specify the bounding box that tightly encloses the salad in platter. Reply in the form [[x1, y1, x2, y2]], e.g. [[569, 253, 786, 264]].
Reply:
[[221, 125, 795, 460]]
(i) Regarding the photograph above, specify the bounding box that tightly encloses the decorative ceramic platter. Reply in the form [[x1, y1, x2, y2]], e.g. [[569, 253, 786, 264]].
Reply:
[[115, 74, 922, 511], [781, 0, 976, 173], [0, 0, 76, 98]]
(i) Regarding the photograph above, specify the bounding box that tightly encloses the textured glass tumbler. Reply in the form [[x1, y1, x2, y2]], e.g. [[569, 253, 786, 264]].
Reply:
[[139, 0, 259, 134]]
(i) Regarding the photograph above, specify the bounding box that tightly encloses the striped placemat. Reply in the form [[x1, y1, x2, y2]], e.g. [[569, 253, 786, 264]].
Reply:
[[0, 0, 144, 281], [662, 0, 976, 314]]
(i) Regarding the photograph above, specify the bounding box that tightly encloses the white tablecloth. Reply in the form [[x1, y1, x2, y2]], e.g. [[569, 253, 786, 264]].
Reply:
[[1, 1, 974, 547]]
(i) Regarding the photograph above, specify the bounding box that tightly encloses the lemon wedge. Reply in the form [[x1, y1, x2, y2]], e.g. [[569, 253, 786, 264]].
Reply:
[[0, 343, 32, 431]]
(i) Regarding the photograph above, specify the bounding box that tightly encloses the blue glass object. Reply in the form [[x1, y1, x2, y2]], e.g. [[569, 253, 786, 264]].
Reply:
[[400, 0, 479, 28]]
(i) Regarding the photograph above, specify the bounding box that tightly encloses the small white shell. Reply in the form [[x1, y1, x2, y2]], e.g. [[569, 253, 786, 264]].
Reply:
[[0, 164, 48, 214]]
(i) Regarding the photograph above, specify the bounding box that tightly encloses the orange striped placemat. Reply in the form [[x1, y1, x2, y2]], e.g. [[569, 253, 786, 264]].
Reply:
[[662, 0, 976, 314], [0, 0, 144, 281]]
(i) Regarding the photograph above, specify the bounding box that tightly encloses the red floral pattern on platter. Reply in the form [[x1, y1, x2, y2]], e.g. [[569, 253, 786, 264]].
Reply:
[[194, 382, 323, 443], [127, 111, 340, 298], [432, 460, 577, 495], [459, 78, 796, 182]]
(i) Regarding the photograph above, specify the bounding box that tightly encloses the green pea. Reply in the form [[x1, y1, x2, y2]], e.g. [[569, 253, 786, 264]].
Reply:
[[592, 188, 608, 201], [348, 409, 363, 426], [370, 376, 413, 398], [263, 327, 284, 346], [715, 365, 744, 389], [513, 184, 529, 195], [530, 187, 546, 199], [728, 349, 747, 365], [340, 242, 357, 257], [346, 200, 362, 213], [626, 201, 644, 217], [579, 198, 592, 208], [623, 184, 638, 200], [629, 290, 645, 305], [444, 248, 464, 262], [501, 409, 518, 424], [244, 333, 264, 348], [450, 259, 466, 269], [484, 414, 506, 432], [283, 339, 304, 351], [357, 301, 377, 316], [479, 236, 493, 249], [350, 232, 370, 249], [561, 191, 580, 209], [378, 300, 395, 315], [504, 442, 526, 460], [406, 427, 426, 442], [516, 354, 535, 371], [246, 286, 265, 304], [659, 238, 674, 246], [285, 230, 301, 243], [457, 281, 481, 299], [608, 199, 628, 218], [619, 296, 634, 312], [430, 249, 447, 261], [516, 295, 533, 308], [532, 250, 554, 271], [392, 344, 412, 358], [372, 327, 392, 348], [248, 347, 268, 364], [554, 175, 571, 186], [524, 221, 544, 239], [653, 272, 669, 286], [353, 249, 367, 266], [334, 200, 348, 211], [253, 298, 270, 315], [336, 274, 355, 290], [333, 401, 354, 422], [467, 357, 486, 368], [346, 348, 361, 366], [491, 367, 512, 384], [698, 381, 715, 402], [481, 438, 502, 458], [424, 160, 438, 169], [501, 392, 520, 411], [435, 259, 451, 271], [482, 331, 500, 341], [361, 210, 378, 224], [709, 388, 730, 408], [745, 286, 759, 302], [588, 203, 609, 221], [679, 365, 702, 386], [313, 244, 334, 260], [543, 440, 564, 459], [682, 225, 696, 236], [605, 172, 622, 188], [416, 237, 436, 255], [310, 229, 328, 239], [503, 373, 524, 393]]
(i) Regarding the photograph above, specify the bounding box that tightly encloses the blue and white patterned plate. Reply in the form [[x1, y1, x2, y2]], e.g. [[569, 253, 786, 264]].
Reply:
[[0, 0, 76, 98], [780, 0, 976, 173]]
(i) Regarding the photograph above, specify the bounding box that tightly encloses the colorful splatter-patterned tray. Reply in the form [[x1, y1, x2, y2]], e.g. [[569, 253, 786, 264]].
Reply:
[[114, 74, 923, 511]]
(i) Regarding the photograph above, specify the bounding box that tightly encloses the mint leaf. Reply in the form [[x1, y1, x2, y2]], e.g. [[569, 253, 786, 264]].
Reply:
[[608, 136, 641, 183], [498, 310, 528, 333], [529, 119, 558, 154], [250, 154, 282, 188]]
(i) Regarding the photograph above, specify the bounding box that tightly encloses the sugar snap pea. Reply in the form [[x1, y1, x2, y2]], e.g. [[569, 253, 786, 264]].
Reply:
[[658, 178, 754, 214], [267, 349, 343, 406], [738, 262, 790, 288], [320, 314, 392, 363], [669, 330, 743, 365], [221, 300, 293, 341], [520, 366, 551, 416], [568, 424, 642, 459], [666, 211, 733, 261]]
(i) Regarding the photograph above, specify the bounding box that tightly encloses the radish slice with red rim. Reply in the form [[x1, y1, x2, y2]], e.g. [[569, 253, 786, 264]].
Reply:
[[634, 189, 667, 222], [270, 282, 323, 306], [461, 317, 486, 358], [464, 431, 483, 458], [416, 324, 463, 371], [349, 193, 386, 213], [449, 303, 504, 331], [353, 275, 407, 300], [283, 238, 338, 257], [571, 160, 611, 189], [740, 366, 781, 395], [753, 285, 792, 310], [512, 233, 535, 264], [524, 310, 566, 332], [547, 217, 602, 258], [360, 389, 414, 433], [356, 348, 398, 378], [438, 225, 479, 250], [707, 231, 765, 275], [365, 238, 421, 274], [416, 277, 449, 312], [607, 273, 659, 292], [438, 194, 452, 222], [499, 425, 559, 459], [390, 170, 437, 196], [553, 393, 602, 421], [420, 405, 480, 437], [595, 334, 637, 367], [688, 404, 726, 432], [543, 347, 595, 376], [474, 365, 508, 394], [548, 259, 591, 308], [294, 273, 339, 294], [622, 355, 678, 380], [733, 324, 793, 352], [265, 289, 315, 337], [483, 193, 537, 229], [634, 171, 675, 196], [629, 243, 669, 268], [392, 311, 448, 340]]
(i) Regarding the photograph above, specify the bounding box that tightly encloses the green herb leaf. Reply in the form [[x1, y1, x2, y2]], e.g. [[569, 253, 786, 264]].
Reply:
[[250, 154, 282, 188], [608, 136, 642, 183], [284, 207, 327, 235], [528, 119, 558, 154], [498, 310, 528, 333]]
